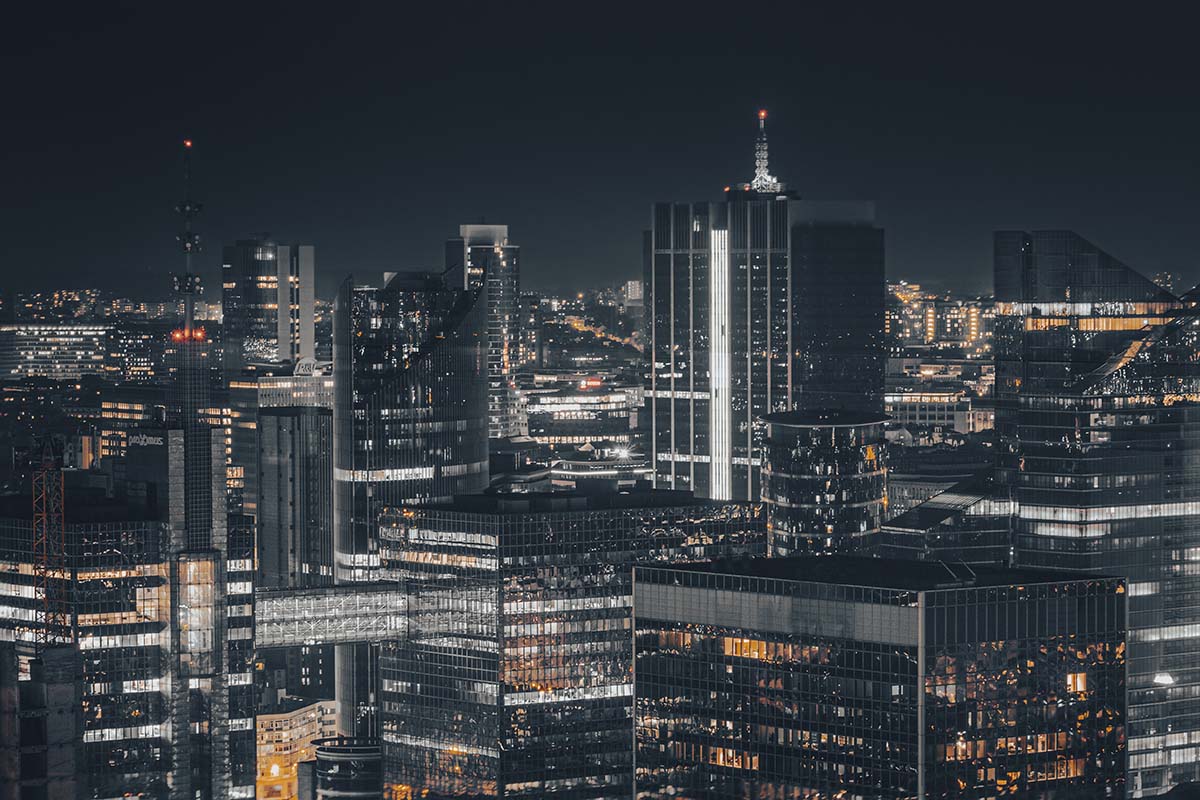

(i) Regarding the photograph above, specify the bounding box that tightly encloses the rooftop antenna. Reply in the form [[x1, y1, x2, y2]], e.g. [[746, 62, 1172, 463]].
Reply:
[[750, 109, 782, 194], [174, 139, 202, 335]]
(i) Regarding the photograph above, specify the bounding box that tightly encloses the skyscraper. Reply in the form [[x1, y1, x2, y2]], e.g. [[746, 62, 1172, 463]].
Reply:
[[258, 405, 334, 590], [995, 231, 1200, 794], [761, 409, 888, 555], [170, 140, 255, 800], [376, 489, 765, 798], [333, 269, 488, 735], [445, 224, 524, 439], [221, 237, 316, 380], [635, 556, 1128, 798], [228, 360, 334, 518], [647, 111, 884, 501]]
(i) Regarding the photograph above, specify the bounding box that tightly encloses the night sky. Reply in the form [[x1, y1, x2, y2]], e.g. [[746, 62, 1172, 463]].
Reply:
[[3, 4, 1198, 299]]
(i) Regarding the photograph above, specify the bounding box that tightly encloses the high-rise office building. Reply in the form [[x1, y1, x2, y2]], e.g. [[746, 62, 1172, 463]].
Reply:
[[647, 111, 884, 501], [635, 556, 1128, 798], [103, 320, 175, 384], [376, 489, 766, 798], [171, 140, 255, 800], [0, 473, 174, 798], [333, 270, 488, 735], [761, 409, 888, 555], [221, 237, 316, 380], [258, 406, 334, 590], [257, 400, 334, 714], [228, 360, 334, 518], [445, 224, 524, 439], [994, 231, 1200, 794], [0, 322, 110, 381]]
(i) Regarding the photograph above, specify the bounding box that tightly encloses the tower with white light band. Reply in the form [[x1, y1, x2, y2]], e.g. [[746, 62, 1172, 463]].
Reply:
[[647, 110, 884, 501]]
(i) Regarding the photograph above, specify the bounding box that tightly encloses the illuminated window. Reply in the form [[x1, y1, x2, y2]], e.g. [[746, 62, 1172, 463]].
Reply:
[[1067, 672, 1087, 693]]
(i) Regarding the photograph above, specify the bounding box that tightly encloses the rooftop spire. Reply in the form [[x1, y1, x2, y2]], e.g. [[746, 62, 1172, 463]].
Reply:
[[174, 139, 203, 333], [750, 109, 782, 194]]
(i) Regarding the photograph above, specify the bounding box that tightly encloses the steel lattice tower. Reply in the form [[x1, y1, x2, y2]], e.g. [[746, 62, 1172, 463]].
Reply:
[[31, 440, 66, 651]]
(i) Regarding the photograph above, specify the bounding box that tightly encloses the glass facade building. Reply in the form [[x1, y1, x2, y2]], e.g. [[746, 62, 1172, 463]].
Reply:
[[880, 476, 1015, 565], [635, 556, 1127, 798], [0, 501, 175, 798], [221, 238, 316, 381], [228, 362, 333, 518], [647, 116, 883, 502], [0, 437, 254, 799], [761, 410, 889, 555], [333, 270, 488, 735], [523, 380, 640, 451], [333, 270, 489, 580], [376, 490, 766, 798], [994, 230, 1200, 794], [446, 224, 524, 440], [258, 406, 334, 590]]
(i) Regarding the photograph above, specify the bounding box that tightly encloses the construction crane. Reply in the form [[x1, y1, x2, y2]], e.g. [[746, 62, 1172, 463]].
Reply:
[[31, 438, 67, 651]]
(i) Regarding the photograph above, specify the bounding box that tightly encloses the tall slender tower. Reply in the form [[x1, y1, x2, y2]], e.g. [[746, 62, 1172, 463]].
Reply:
[[168, 141, 256, 800], [647, 111, 884, 501], [172, 140, 215, 548], [445, 225, 524, 439]]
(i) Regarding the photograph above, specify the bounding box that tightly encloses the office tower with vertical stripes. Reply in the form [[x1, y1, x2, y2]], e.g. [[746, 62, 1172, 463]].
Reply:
[[445, 224, 524, 439], [647, 111, 884, 501], [221, 237, 316, 381]]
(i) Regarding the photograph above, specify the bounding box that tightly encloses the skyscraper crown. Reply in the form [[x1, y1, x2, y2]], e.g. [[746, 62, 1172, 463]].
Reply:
[[750, 109, 783, 193]]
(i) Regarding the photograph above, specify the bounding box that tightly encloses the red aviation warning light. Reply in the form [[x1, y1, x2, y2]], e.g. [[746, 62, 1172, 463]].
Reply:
[[184, 139, 193, 148], [758, 109, 767, 120]]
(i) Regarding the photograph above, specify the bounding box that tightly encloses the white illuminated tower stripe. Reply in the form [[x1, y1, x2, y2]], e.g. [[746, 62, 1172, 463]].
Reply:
[[709, 228, 732, 499]]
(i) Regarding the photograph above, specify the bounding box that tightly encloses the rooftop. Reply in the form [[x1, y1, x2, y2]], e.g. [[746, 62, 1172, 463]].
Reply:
[[654, 554, 1117, 591], [763, 409, 888, 427], [419, 486, 747, 515]]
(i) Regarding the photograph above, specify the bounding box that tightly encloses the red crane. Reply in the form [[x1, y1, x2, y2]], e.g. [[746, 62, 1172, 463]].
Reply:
[[31, 440, 67, 651]]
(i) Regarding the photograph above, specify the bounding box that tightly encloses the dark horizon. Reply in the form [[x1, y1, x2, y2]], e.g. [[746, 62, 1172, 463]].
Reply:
[[3, 3, 1198, 299]]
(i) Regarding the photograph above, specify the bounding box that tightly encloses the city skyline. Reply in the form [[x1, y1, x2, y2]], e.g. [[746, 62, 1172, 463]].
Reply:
[[3, 5, 1199, 297], [4, 5, 1200, 798]]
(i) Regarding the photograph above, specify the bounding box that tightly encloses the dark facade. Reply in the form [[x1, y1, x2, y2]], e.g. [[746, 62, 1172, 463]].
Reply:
[[376, 490, 766, 798], [879, 476, 1015, 565], [634, 556, 1128, 799], [761, 410, 888, 555], [258, 404, 336, 702], [333, 271, 488, 736], [791, 222, 886, 415], [228, 362, 334, 518], [0, 643, 85, 798], [169, 324, 215, 552], [647, 118, 883, 502], [333, 270, 489, 580], [994, 231, 1200, 793], [258, 406, 334, 589], [306, 738, 382, 800], [221, 238, 316, 380]]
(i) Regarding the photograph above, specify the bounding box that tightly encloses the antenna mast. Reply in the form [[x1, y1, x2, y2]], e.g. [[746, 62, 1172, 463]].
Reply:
[[174, 140, 202, 334], [750, 109, 782, 194]]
